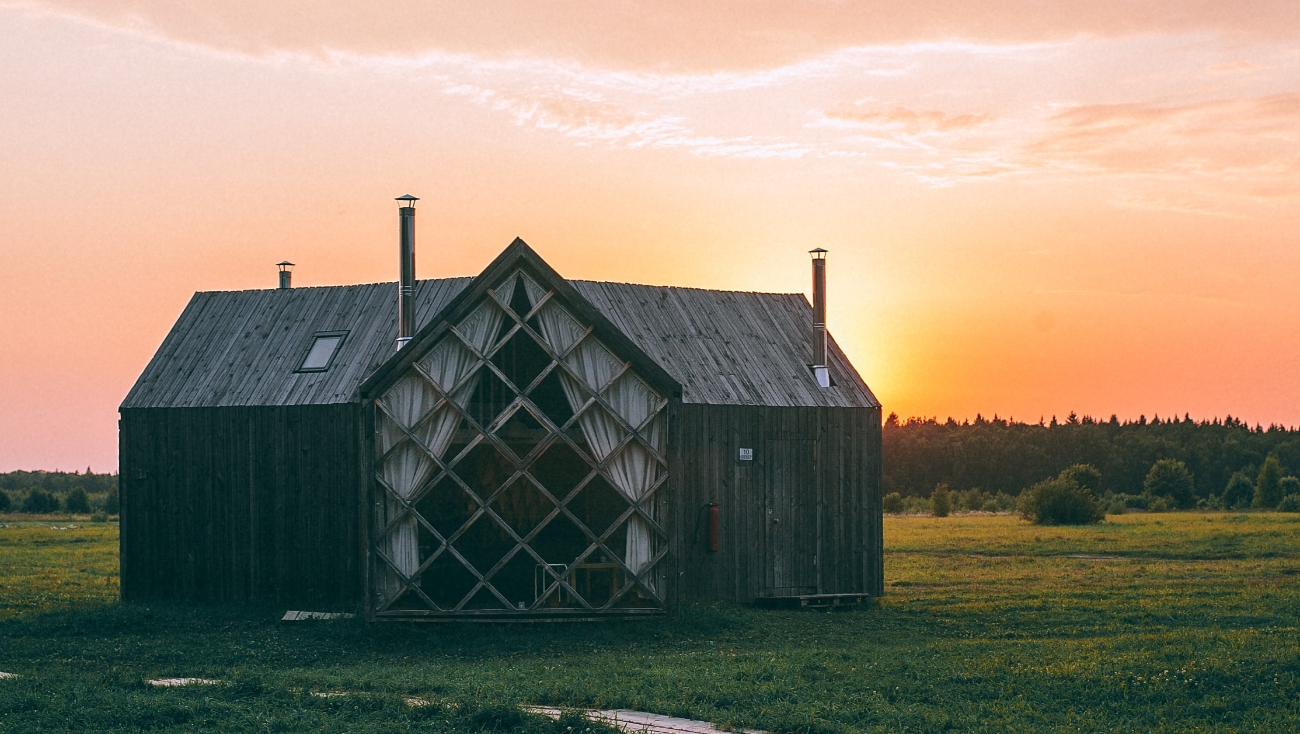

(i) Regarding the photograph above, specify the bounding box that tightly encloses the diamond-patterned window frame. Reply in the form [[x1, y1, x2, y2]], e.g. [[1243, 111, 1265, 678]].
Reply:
[[372, 270, 669, 616]]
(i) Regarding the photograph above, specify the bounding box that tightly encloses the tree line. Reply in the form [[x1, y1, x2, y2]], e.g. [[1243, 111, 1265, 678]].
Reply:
[[883, 412, 1300, 501], [0, 469, 118, 515]]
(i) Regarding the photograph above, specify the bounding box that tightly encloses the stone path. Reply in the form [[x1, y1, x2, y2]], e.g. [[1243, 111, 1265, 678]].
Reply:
[[525, 705, 767, 734], [147, 678, 220, 687]]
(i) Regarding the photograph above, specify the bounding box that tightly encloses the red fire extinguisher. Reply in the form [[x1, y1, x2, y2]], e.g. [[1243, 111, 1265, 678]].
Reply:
[[707, 501, 720, 553]]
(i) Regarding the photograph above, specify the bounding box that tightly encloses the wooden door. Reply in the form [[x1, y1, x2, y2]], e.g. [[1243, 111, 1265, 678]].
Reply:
[[763, 439, 818, 596]]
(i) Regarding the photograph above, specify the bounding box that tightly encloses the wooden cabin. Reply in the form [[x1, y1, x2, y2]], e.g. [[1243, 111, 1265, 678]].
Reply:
[[119, 209, 882, 620]]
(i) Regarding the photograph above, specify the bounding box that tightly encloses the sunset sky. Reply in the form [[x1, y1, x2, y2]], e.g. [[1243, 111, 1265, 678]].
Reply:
[[2, 1, 1299, 472]]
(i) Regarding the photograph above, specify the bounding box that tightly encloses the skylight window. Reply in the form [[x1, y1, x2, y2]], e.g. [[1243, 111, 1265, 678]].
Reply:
[[298, 331, 347, 372]]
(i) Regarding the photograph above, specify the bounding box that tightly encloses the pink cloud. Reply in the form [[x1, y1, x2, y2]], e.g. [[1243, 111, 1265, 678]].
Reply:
[[823, 106, 991, 134], [14, 0, 1300, 72]]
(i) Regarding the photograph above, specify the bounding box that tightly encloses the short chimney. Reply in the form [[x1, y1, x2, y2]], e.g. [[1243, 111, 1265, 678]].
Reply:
[[396, 195, 419, 350], [809, 248, 829, 388], [277, 261, 294, 290]]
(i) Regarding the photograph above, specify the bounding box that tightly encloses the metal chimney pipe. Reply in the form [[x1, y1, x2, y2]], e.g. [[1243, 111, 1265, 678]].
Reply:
[[277, 261, 294, 290], [395, 195, 419, 350], [810, 248, 829, 388]]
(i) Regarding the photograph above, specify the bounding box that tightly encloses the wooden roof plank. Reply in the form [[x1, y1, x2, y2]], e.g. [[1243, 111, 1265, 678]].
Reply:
[[122, 266, 879, 410]]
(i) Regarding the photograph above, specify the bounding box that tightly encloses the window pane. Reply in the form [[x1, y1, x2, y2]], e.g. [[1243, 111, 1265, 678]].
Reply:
[[302, 336, 342, 370]]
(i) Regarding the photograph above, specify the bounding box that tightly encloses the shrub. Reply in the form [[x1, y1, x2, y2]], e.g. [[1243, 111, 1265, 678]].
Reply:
[[1197, 494, 1223, 511], [91, 510, 108, 523], [101, 486, 120, 515], [1060, 464, 1102, 492], [903, 495, 930, 514], [1111, 493, 1146, 510], [21, 488, 60, 514], [954, 488, 990, 512], [1148, 496, 1171, 513], [1276, 476, 1299, 504], [1222, 471, 1254, 509], [1254, 456, 1284, 508], [975, 492, 1017, 513], [1278, 494, 1300, 513], [931, 484, 952, 517], [1018, 476, 1105, 525], [64, 487, 90, 514], [1107, 500, 1127, 515], [882, 492, 905, 514], [1144, 459, 1195, 509]]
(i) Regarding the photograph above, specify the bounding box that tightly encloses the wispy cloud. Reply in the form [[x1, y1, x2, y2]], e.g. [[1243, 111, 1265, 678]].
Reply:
[[820, 106, 991, 134], [441, 84, 814, 158], [1207, 59, 1265, 75], [1025, 95, 1300, 182]]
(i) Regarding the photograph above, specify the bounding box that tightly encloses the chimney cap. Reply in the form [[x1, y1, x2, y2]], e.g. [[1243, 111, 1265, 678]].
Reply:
[[277, 261, 294, 271], [395, 194, 419, 207], [809, 248, 827, 259]]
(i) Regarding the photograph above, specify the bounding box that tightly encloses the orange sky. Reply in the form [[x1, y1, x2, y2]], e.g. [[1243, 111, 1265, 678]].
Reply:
[[2, 1, 1299, 471]]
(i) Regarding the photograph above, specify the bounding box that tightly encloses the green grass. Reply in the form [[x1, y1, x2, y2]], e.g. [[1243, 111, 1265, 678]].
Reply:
[[1, 513, 1298, 732]]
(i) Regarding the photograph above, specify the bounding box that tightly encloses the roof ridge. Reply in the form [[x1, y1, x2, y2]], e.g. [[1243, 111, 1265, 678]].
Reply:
[[572, 279, 804, 297], [192, 276, 474, 295], [192, 277, 803, 298]]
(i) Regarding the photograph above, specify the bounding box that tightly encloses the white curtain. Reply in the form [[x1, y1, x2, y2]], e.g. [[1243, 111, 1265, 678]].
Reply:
[[532, 294, 664, 584], [377, 299, 505, 602]]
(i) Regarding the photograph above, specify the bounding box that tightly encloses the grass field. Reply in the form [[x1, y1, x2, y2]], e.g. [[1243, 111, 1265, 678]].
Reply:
[[1, 512, 1297, 733]]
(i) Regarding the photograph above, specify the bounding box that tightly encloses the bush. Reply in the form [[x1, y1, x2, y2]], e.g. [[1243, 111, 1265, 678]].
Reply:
[[1277, 494, 1300, 513], [901, 495, 929, 514], [101, 486, 120, 515], [953, 488, 989, 512], [1109, 493, 1146, 510], [1144, 459, 1195, 509], [91, 510, 108, 523], [21, 488, 60, 514], [1148, 496, 1171, 513], [1223, 471, 1254, 509], [931, 484, 952, 517], [1277, 476, 1300, 503], [1254, 456, 1284, 509], [1019, 476, 1104, 525], [1197, 494, 1223, 511], [1060, 464, 1102, 492], [1107, 500, 1127, 515], [64, 487, 90, 514], [882, 492, 905, 514]]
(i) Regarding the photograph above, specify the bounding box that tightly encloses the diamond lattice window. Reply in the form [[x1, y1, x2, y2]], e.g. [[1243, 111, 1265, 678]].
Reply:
[[373, 270, 668, 615]]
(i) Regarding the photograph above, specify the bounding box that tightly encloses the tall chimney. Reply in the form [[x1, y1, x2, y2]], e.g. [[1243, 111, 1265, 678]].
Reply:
[[396, 194, 419, 350], [810, 248, 829, 388], [277, 261, 294, 289]]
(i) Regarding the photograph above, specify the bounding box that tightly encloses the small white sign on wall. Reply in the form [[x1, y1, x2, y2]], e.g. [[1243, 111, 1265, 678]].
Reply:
[[738, 448, 753, 461]]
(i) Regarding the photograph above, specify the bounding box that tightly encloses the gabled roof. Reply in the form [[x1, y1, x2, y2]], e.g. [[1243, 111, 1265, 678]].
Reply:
[[120, 279, 470, 409], [572, 280, 875, 408], [359, 238, 681, 402], [122, 241, 879, 410]]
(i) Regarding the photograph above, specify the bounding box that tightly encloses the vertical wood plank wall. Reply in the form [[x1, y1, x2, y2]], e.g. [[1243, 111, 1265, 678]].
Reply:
[[119, 405, 365, 607], [665, 403, 883, 605]]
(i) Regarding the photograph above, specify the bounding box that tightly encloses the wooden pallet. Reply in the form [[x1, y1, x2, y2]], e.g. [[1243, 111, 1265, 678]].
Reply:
[[752, 593, 872, 610]]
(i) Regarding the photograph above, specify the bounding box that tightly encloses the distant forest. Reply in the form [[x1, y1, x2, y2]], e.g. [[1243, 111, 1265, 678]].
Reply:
[[0, 469, 118, 514], [0, 469, 117, 495], [884, 412, 1300, 498], [5, 413, 1300, 511]]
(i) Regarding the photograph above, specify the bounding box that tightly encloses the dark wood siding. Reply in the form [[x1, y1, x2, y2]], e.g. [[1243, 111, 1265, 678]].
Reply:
[[665, 402, 883, 604], [119, 404, 365, 607]]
